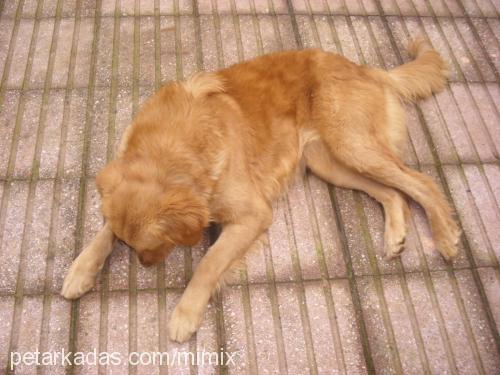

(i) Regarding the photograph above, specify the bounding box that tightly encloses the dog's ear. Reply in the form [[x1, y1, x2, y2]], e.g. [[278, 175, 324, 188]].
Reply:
[[151, 187, 209, 246], [96, 160, 124, 197]]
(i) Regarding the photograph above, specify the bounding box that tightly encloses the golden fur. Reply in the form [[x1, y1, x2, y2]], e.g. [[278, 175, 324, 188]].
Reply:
[[62, 38, 459, 342]]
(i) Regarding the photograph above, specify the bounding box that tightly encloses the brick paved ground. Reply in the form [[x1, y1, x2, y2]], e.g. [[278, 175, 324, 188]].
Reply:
[[0, 0, 499, 374]]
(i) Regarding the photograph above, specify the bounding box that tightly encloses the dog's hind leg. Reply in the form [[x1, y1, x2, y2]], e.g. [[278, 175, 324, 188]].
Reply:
[[319, 129, 460, 260], [304, 141, 410, 258], [61, 223, 115, 299]]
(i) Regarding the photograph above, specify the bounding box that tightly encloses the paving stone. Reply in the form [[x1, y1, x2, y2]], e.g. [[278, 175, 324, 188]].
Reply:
[[381, 274, 426, 374], [1, 0, 22, 18], [164, 290, 193, 372], [38, 89, 65, 179], [60, 0, 78, 17], [469, 83, 500, 157], [140, 17, 156, 86], [219, 15, 240, 66], [268, 199, 295, 282], [13, 295, 44, 375], [462, 164, 500, 262], [0, 296, 15, 371], [0, 90, 21, 179], [276, 283, 311, 374], [0, 181, 29, 294], [222, 286, 250, 373], [13, 90, 43, 178], [330, 279, 367, 374], [51, 19, 76, 88], [405, 272, 456, 374], [180, 16, 198, 76], [470, 18, 500, 75], [477, 267, 500, 333], [88, 87, 110, 177], [432, 270, 483, 374], [443, 165, 496, 267], [0, 18, 14, 79], [49, 178, 79, 293], [248, 284, 281, 374], [307, 174, 347, 278], [75, 292, 101, 375], [21, 180, 54, 294], [455, 269, 500, 373], [7, 19, 35, 88], [62, 89, 87, 178], [39, 295, 72, 375], [106, 291, 129, 373], [286, 173, 323, 280], [195, 297, 219, 371], [356, 276, 400, 374], [303, 281, 340, 373], [449, 83, 497, 162], [95, 17, 115, 87], [28, 18, 55, 89], [73, 18, 96, 88]]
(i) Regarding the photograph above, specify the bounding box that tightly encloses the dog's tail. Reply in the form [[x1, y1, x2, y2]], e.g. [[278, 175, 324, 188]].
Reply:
[[374, 38, 449, 102]]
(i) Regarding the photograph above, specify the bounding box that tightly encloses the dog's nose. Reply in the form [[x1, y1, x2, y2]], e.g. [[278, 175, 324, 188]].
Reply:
[[138, 252, 156, 267]]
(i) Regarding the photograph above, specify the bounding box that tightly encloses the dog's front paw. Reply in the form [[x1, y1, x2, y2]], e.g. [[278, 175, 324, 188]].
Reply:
[[61, 259, 97, 299], [168, 304, 202, 343]]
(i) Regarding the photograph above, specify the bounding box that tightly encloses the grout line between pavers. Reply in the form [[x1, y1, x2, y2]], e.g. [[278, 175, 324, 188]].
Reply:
[[4, 12, 500, 20], [353, 193, 405, 374], [174, 9, 198, 326], [200, 3, 227, 373], [327, 187, 376, 373], [282, 194, 319, 374], [153, 1, 168, 374], [2, 266, 498, 298], [3, 1, 47, 373], [208, 225, 227, 375], [97, 0, 123, 373], [39, 0, 81, 364], [127, 2, 141, 375], [285, 0, 303, 48], [33, 0, 70, 371], [66, 0, 103, 373], [380, 0, 499, 367], [228, 3, 259, 373]]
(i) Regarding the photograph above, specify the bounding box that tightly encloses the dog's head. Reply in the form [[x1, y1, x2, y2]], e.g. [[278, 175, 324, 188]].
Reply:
[[96, 159, 209, 266]]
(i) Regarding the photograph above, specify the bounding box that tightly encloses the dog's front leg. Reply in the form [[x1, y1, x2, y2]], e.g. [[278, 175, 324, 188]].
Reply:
[[61, 223, 115, 299], [168, 211, 271, 343]]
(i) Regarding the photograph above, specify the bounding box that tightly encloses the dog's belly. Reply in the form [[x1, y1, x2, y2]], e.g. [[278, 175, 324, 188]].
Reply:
[[251, 127, 320, 202]]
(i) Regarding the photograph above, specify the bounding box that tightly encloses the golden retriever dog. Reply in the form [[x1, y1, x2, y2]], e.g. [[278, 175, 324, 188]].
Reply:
[[62, 38, 460, 342]]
